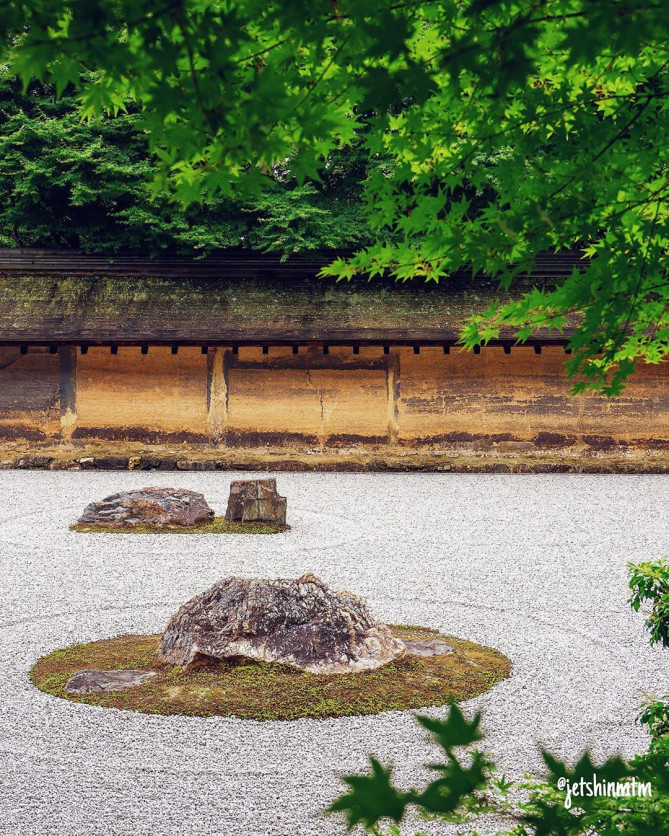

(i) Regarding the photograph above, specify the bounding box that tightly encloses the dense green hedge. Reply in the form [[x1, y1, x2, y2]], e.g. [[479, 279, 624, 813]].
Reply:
[[0, 73, 375, 257]]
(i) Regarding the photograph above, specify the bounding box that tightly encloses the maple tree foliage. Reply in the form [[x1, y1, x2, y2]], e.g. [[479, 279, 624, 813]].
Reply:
[[330, 704, 669, 835], [331, 565, 669, 834], [0, 0, 667, 392]]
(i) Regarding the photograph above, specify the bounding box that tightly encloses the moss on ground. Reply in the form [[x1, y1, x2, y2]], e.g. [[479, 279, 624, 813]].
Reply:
[[30, 627, 511, 720], [70, 517, 290, 535]]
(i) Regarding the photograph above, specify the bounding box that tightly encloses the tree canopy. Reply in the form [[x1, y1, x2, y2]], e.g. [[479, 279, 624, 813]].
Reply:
[[0, 0, 667, 393], [0, 73, 375, 256]]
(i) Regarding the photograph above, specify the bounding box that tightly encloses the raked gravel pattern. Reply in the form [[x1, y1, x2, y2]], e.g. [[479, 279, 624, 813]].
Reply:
[[0, 472, 668, 836]]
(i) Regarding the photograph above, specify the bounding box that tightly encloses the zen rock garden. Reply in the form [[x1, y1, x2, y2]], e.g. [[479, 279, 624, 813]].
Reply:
[[56, 482, 497, 720], [73, 478, 289, 534], [2, 6, 666, 828], [35, 571, 508, 719], [10, 471, 664, 835], [52, 480, 504, 718]]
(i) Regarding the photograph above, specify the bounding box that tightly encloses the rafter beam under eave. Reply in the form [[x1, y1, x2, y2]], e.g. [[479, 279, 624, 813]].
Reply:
[[0, 338, 572, 349]]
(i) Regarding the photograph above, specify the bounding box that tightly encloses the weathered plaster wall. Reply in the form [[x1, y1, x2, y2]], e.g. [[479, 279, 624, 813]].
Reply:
[[1, 345, 667, 451], [397, 346, 578, 441], [73, 347, 209, 442], [223, 347, 389, 446], [577, 361, 669, 443], [0, 348, 60, 439], [396, 346, 669, 445]]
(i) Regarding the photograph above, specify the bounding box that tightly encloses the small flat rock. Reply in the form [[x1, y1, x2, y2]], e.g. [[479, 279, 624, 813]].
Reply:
[[78, 486, 215, 527], [404, 639, 454, 657], [176, 460, 217, 471], [15, 456, 53, 469], [140, 458, 177, 471], [90, 456, 129, 470], [64, 669, 156, 694]]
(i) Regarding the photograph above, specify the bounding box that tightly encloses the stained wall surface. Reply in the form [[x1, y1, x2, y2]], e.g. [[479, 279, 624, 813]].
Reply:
[[1, 345, 667, 450], [0, 348, 60, 440], [74, 347, 209, 441], [396, 346, 669, 444], [224, 347, 390, 446]]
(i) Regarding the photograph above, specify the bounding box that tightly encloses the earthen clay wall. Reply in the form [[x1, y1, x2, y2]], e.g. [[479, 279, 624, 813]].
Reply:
[[1, 345, 668, 454], [0, 347, 60, 440]]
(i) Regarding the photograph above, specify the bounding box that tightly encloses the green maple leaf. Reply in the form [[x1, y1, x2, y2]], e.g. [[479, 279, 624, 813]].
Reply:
[[328, 757, 409, 829]]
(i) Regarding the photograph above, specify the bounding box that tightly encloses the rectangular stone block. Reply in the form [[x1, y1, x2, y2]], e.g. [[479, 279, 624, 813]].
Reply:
[[225, 479, 287, 525]]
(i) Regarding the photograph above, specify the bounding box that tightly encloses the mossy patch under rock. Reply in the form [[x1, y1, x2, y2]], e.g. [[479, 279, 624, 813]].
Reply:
[[30, 626, 511, 720], [70, 517, 290, 535]]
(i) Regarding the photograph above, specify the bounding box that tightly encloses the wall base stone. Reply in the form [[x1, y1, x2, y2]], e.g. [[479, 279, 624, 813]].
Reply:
[[0, 441, 668, 473]]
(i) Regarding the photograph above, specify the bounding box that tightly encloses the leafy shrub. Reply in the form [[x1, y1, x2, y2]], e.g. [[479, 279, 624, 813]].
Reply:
[[628, 558, 669, 648], [0, 72, 378, 257], [638, 698, 669, 741]]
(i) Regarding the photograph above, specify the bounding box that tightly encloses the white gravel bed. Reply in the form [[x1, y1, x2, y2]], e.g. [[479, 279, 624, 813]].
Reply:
[[0, 471, 667, 836]]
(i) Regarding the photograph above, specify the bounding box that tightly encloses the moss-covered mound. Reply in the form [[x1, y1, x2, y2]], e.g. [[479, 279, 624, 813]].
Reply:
[[31, 626, 511, 720], [70, 517, 290, 535]]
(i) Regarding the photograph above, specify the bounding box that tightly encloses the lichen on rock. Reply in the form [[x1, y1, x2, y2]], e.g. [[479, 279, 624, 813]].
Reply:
[[224, 478, 287, 525], [157, 573, 406, 674], [78, 486, 214, 528]]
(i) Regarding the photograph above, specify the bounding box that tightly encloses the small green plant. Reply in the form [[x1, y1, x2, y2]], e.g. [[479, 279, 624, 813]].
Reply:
[[638, 698, 669, 740], [330, 706, 490, 829], [628, 558, 669, 647]]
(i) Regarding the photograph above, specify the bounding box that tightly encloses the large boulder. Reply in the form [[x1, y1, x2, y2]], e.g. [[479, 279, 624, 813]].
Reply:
[[224, 479, 287, 525], [78, 487, 214, 528], [157, 574, 406, 674]]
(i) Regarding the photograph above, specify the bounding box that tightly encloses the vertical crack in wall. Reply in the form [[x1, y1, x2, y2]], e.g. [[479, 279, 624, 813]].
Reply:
[[305, 352, 339, 450], [305, 360, 326, 450]]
